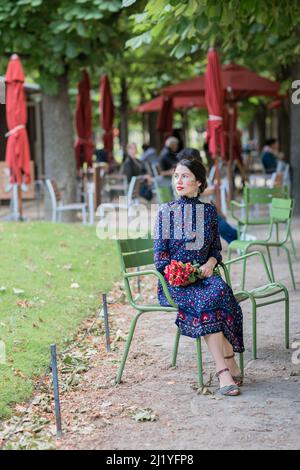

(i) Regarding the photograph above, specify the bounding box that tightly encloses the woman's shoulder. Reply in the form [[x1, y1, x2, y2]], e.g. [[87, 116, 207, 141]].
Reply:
[[203, 202, 218, 216]]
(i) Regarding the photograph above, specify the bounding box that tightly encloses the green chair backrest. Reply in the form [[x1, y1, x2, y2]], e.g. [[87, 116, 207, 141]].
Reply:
[[156, 186, 174, 204], [116, 237, 154, 272], [244, 186, 288, 205], [269, 198, 294, 243], [270, 198, 294, 222]]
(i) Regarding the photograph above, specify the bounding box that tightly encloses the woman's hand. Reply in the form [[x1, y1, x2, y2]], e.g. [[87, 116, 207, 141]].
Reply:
[[200, 258, 217, 278]]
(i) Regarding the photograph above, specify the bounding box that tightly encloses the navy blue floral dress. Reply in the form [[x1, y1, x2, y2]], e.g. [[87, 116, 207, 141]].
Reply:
[[153, 196, 244, 353]]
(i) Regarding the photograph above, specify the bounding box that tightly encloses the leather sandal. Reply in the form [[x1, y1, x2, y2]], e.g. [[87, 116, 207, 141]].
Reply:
[[224, 353, 243, 387], [216, 368, 240, 396]]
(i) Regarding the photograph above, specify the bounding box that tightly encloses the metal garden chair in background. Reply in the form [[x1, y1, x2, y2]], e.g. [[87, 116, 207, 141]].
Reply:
[[222, 251, 289, 360], [228, 198, 296, 290], [230, 185, 296, 258], [45, 179, 87, 224]]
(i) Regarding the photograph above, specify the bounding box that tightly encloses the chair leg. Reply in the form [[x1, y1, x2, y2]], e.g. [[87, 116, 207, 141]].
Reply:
[[241, 255, 247, 290], [82, 207, 87, 225], [227, 246, 232, 274], [195, 337, 203, 389], [239, 352, 244, 377], [284, 288, 290, 349], [289, 231, 297, 259], [276, 222, 280, 256], [266, 246, 275, 282], [172, 327, 181, 367], [283, 246, 296, 290], [115, 312, 142, 384], [252, 301, 257, 360]]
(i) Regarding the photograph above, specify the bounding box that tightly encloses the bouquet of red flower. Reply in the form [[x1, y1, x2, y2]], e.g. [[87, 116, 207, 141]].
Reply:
[[164, 260, 204, 287]]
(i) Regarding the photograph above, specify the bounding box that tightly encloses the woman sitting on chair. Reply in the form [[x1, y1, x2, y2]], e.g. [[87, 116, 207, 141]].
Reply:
[[153, 158, 244, 396]]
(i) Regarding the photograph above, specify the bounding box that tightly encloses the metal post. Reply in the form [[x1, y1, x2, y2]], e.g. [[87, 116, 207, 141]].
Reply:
[[12, 184, 19, 221], [102, 293, 111, 352], [137, 266, 141, 295], [50, 344, 62, 437]]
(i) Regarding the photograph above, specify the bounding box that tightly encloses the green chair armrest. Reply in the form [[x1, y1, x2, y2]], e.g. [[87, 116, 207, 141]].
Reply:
[[124, 269, 177, 308], [229, 200, 246, 209], [224, 251, 272, 283], [229, 200, 246, 223]]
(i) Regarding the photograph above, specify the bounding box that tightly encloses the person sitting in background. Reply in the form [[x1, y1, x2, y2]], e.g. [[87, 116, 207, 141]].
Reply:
[[261, 138, 279, 174], [159, 136, 179, 176], [120, 143, 151, 183], [176, 148, 238, 245], [140, 143, 158, 165]]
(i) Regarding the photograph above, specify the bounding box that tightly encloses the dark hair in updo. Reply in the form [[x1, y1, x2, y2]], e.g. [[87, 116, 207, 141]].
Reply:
[[176, 148, 207, 195]]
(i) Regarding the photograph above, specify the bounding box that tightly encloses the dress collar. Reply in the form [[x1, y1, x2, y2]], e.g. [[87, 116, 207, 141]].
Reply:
[[179, 195, 200, 203]]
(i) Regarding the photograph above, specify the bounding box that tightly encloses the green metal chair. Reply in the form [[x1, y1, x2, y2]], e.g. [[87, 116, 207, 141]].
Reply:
[[223, 251, 289, 360], [228, 198, 296, 290], [115, 237, 245, 387], [230, 186, 296, 257], [115, 237, 203, 388], [154, 182, 174, 204]]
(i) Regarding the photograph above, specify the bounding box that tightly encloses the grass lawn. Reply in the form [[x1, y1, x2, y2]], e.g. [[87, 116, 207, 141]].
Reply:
[[0, 222, 121, 418]]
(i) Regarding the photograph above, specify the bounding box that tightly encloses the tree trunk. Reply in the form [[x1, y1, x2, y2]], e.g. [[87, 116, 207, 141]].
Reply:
[[277, 65, 291, 163], [148, 111, 161, 152], [42, 73, 76, 221], [290, 61, 300, 215], [248, 120, 255, 140], [119, 77, 129, 155], [254, 104, 266, 152], [278, 95, 290, 163]]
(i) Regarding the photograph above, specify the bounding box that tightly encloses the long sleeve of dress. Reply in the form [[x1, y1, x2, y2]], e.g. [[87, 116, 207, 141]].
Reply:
[[208, 204, 222, 264], [153, 205, 171, 274]]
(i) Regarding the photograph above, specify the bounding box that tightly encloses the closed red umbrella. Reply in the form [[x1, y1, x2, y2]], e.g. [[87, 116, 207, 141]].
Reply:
[[100, 75, 114, 164], [5, 54, 31, 185], [156, 96, 174, 139], [74, 70, 94, 170], [205, 48, 225, 209]]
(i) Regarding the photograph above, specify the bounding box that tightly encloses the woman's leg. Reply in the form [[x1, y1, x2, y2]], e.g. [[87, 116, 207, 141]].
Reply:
[[223, 336, 241, 377], [204, 332, 237, 389]]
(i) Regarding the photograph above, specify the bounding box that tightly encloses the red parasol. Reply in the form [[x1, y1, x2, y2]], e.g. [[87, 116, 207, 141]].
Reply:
[[205, 48, 225, 209], [135, 95, 206, 113], [161, 63, 280, 100], [5, 54, 31, 185], [74, 70, 94, 170], [100, 75, 114, 164]]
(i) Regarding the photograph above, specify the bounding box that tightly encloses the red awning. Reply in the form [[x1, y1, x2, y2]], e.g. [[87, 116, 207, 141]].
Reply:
[[5, 54, 31, 185], [134, 95, 206, 112], [162, 62, 280, 101], [74, 70, 94, 170], [100, 75, 114, 164]]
